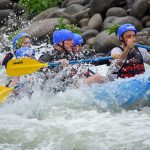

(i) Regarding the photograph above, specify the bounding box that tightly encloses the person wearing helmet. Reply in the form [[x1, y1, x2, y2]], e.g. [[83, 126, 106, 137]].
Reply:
[[85, 23, 150, 85], [2, 32, 35, 67], [39, 29, 76, 67], [12, 32, 31, 50], [2, 32, 35, 90], [107, 23, 150, 81], [71, 33, 97, 78], [72, 33, 96, 58], [38, 29, 76, 92], [72, 33, 84, 53], [12, 32, 35, 58]]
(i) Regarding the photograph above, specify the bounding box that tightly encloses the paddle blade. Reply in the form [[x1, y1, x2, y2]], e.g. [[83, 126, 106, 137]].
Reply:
[[6, 58, 48, 77], [0, 86, 14, 103]]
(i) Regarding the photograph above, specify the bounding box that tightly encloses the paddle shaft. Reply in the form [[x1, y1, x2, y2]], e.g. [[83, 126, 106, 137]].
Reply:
[[47, 56, 113, 67], [135, 44, 150, 51]]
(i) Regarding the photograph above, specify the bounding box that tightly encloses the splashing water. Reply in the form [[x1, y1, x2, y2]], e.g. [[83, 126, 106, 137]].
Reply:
[[1, 89, 150, 150]]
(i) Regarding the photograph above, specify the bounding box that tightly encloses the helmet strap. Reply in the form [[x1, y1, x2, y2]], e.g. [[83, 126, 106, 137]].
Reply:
[[57, 41, 69, 54]]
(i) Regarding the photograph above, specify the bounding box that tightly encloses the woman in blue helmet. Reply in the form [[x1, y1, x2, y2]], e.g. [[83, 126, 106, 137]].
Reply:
[[2, 32, 35, 88], [12, 32, 35, 59], [107, 23, 150, 81], [2, 32, 35, 67]]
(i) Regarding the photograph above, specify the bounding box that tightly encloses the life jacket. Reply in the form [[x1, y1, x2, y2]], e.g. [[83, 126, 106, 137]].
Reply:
[[117, 47, 145, 78], [15, 47, 35, 58]]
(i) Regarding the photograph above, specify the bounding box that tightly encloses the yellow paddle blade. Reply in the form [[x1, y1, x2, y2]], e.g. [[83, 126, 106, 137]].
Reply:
[[0, 86, 14, 104], [6, 58, 48, 77]]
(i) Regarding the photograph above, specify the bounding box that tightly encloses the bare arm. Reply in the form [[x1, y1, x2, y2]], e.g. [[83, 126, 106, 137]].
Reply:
[[114, 38, 135, 67]]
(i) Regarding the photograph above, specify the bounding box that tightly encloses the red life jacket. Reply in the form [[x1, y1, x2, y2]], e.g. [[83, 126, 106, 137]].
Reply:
[[117, 47, 145, 78]]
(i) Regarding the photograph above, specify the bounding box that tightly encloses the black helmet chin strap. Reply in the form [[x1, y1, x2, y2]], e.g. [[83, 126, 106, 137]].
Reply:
[[58, 41, 65, 50]]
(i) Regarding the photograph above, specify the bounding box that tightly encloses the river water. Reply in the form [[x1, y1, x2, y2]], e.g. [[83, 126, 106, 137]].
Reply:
[[0, 48, 150, 150]]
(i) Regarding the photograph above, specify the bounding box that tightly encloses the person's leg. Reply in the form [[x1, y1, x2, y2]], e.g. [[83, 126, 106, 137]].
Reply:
[[83, 73, 106, 86]]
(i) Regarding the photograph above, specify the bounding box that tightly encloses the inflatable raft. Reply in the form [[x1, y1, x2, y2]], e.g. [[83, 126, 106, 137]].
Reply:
[[91, 72, 150, 109]]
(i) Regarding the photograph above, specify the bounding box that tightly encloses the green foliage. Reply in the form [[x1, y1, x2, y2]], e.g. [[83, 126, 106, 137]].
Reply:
[[8, 30, 20, 41], [15, 38, 24, 49], [106, 24, 120, 36], [19, 0, 63, 17], [55, 17, 81, 34], [55, 17, 68, 30]]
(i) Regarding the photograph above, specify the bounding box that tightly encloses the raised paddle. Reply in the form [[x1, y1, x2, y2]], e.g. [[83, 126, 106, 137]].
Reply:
[[6, 56, 113, 77]]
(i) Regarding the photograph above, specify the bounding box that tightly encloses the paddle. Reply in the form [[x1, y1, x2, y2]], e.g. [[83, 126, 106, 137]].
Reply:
[[0, 84, 20, 103], [0, 82, 26, 103], [6, 56, 113, 77]]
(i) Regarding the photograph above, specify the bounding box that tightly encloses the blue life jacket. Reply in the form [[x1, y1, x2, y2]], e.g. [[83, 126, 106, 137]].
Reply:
[[15, 47, 35, 58]]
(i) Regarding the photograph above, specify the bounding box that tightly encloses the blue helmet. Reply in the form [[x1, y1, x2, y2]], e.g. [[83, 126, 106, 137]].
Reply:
[[117, 24, 137, 39], [53, 29, 74, 45], [12, 32, 30, 50], [73, 33, 84, 46]]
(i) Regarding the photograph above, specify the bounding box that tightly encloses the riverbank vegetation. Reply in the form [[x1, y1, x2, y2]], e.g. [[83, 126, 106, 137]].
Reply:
[[19, 0, 63, 17]]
